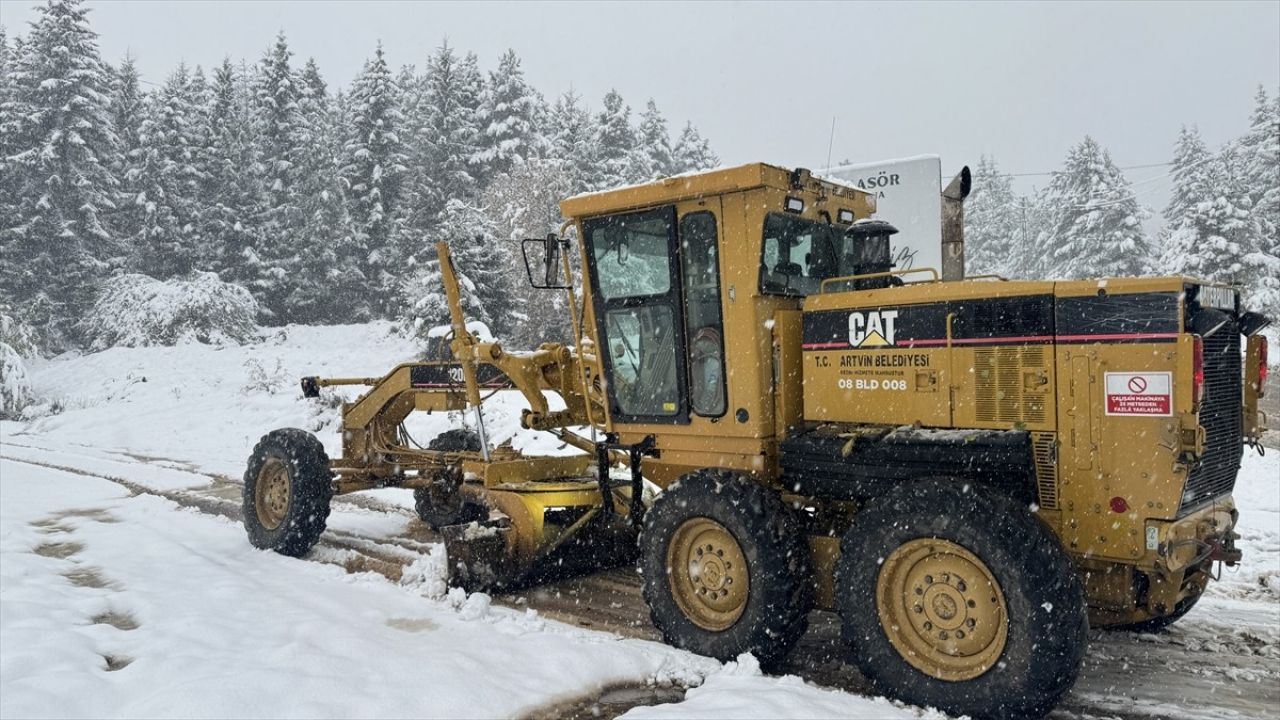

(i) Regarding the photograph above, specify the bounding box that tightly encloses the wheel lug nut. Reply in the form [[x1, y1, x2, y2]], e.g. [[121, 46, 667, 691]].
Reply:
[[923, 621, 933, 631], [956, 581, 967, 592], [924, 575, 933, 584], [956, 630, 965, 639], [967, 618, 976, 628], [914, 605, 923, 614], [939, 630, 949, 640], [967, 600, 976, 608]]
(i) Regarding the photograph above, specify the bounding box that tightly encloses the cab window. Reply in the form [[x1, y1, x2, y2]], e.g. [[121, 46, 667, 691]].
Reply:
[[759, 213, 839, 296]]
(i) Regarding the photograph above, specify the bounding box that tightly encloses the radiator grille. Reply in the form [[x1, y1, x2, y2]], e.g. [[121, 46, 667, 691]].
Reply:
[[975, 346, 1048, 424], [1032, 432, 1059, 509], [1180, 317, 1243, 516]]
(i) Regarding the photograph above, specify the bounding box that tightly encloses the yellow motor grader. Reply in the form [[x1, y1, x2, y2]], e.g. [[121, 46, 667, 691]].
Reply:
[[242, 163, 1271, 719]]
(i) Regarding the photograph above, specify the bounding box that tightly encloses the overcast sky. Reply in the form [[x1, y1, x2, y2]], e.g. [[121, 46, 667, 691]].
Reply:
[[4, 0, 1278, 212]]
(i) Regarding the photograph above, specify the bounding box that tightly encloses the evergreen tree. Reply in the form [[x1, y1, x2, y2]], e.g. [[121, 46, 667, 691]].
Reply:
[[1158, 126, 1214, 272], [250, 32, 305, 321], [340, 44, 407, 318], [109, 55, 148, 245], [1162, 126, 1214, 229], [1239, 86, 1279, 245], [456, 52, 487, 185], [132, 63, 207, 278], [1162, 146, 1260, 287], [1, 0, 121, 344], [672, 121, 718, 173], [634, 98, 674, 180], [287, 57, 351, 323], [478, 49, 543, 180], [964, 156, 1022, 276], [202, 57, 260, 284], [1011, 187, 1054, 279], [481, 158, 573, 347], [0, 27, 19, 246], [593, 89, 637, 188], [547, 89, 597, 194], [1042, 137, 1151, 279], [1235, 89, 1280, 316], [402, 41, 482, 236], [433, 198, 510, 333]]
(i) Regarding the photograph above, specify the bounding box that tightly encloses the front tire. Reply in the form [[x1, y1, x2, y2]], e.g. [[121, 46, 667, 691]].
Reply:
[[243, 428, 333, 557], [640, 469, 812, 668], [836, 480, 1088, 719], [414, 428, 486, 529]]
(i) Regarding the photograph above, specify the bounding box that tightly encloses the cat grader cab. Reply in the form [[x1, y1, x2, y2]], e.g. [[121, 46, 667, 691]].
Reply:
[[242, 163, 1271, 719]]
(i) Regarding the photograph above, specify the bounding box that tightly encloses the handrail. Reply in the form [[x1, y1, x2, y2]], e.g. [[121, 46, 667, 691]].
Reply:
[[965, 273, 1009, 281], [819, 267, 940, 293]]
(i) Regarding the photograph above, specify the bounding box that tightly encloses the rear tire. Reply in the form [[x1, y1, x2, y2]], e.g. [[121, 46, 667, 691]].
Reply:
[[414, 429, 486, 530], [836, 480, 1087, 719], [243, 428, 333, 557], [640, 469, 813, 669]]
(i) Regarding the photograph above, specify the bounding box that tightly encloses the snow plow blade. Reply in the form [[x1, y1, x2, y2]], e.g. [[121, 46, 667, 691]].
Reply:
[[441, 505, 640, 593]]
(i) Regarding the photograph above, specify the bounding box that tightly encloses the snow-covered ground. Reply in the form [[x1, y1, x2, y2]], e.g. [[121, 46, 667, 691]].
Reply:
[[1, 323, 1276, 719]]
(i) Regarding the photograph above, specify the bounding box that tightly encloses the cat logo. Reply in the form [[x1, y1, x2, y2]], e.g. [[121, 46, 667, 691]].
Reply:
[[848, 310, 898, 347]]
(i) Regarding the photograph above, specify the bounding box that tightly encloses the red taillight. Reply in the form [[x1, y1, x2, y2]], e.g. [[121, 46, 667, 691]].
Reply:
[[1192, 335, 1205, 405], [1260, 336, 1269, 397]]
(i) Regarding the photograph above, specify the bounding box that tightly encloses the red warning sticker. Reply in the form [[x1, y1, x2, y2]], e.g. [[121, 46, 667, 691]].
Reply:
[[1104, 372, 1172, 416]]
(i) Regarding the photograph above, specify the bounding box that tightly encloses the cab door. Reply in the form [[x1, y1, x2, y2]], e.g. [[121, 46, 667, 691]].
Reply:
[[676, 198, 728, 422], [582, 206, 690, 424]]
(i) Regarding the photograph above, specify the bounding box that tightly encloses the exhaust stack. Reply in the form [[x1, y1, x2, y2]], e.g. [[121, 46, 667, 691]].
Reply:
[[941, 166, 972, 281]]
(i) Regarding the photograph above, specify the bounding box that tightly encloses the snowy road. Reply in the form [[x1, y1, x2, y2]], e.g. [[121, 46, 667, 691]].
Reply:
[[3, 437, 1276, 720]]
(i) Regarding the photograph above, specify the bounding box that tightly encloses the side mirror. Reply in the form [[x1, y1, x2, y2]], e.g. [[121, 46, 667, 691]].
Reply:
[[522, 234, 570, 289]]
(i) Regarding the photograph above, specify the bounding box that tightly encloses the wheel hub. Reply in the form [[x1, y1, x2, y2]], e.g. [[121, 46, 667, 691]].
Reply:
[[877, 538, 1008, 681], [667, 518, 749, 631], [255, 457, 290, 530]]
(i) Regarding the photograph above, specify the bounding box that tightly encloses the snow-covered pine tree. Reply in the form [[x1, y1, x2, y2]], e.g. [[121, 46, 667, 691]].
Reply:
[[477, 49, 544, 182], [481, 158, 573, 347], [1162, 126, 1214, 230], [0, 0, 121, 345], [401, 41, 482, 238], [594, 89, 638, 188], [1235, 86, 1280, 316], [1010, 188, 1055, 279], [1239, 86, 1279, 245], [963, 156, 1022, 277], [340, 44, 407, 319], [634, 98, 675, 180], [0, 27, 19, 248], [288, 57, 352, 323], [248, 32, 306, 321], [1158, 126, 1214, 273], [1042, 137, 1151, 279], [202, 58, 261, 285], [131, 63, 208, 279], [1162, 145, 1261, 288], [108, 55, 148, 246], [430, 198, 511, 334], [671, 121, 719, 173], [457, 52, 488, 187], [547, 89, 598, 194]]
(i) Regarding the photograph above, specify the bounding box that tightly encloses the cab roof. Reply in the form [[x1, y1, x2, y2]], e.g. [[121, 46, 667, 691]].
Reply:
[[559, 162, 873, 219]]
